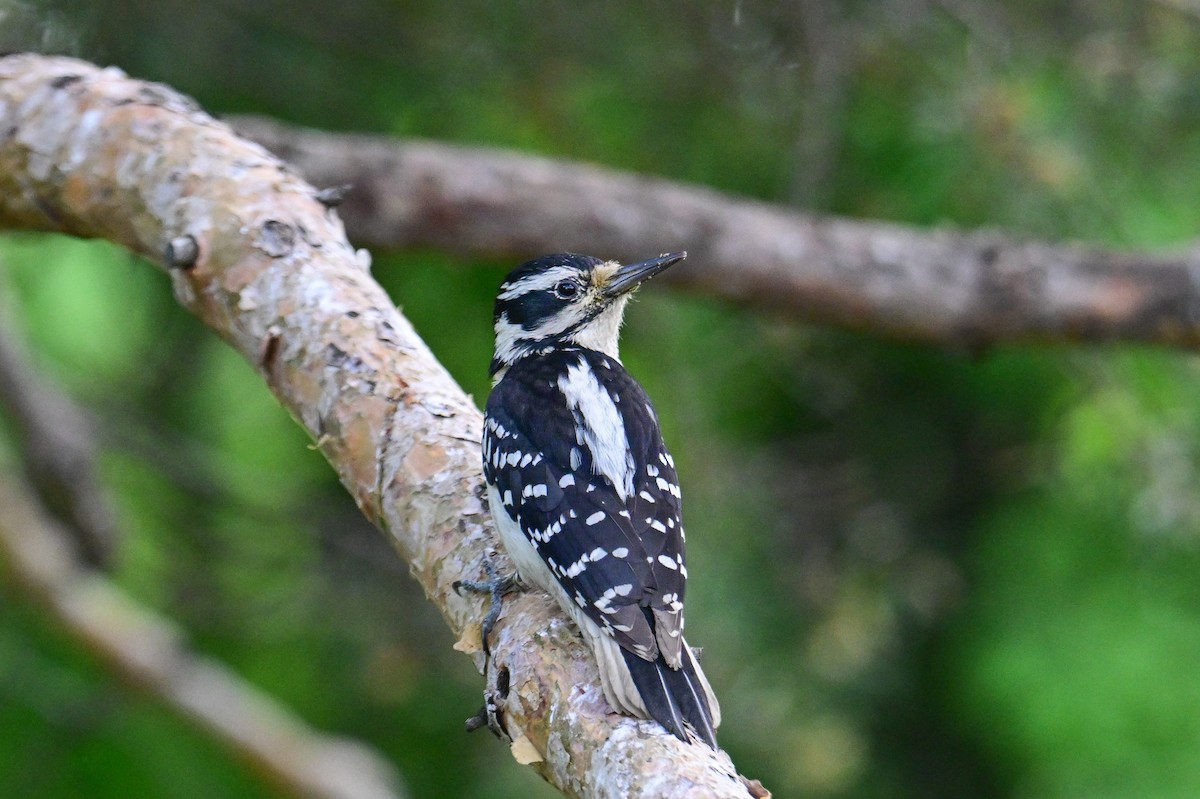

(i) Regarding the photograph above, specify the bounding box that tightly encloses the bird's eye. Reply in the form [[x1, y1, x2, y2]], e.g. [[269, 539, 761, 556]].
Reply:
[[554, 279, 580, 300]]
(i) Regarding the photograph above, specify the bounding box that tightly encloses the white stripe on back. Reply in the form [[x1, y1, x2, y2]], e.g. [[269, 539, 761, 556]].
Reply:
[[558, 357, 634, 500]]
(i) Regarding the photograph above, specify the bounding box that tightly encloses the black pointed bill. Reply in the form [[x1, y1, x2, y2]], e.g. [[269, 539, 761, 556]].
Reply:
[[602, 252, 686, 298]]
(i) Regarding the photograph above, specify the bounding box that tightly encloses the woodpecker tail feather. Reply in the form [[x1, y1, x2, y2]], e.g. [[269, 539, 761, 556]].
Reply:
[[621, 644, 719, 748], [550, 576, 721, 747]]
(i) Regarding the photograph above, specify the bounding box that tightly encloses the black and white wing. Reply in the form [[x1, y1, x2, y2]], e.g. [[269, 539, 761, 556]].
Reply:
[[482, 349, 688, 666]]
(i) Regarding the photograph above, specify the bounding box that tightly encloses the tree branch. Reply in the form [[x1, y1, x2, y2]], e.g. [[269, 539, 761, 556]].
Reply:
[[0, 311, 117, 568], [233, 115, 1200, 349], [0, 55, 762, 798], [0, 305, 409, 799], [0, 475, 406, 799]]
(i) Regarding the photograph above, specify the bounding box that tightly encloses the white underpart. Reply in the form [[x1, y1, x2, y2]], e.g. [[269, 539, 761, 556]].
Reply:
[[558, 357, 635, 500], [489, 484, 556, 599], [487, 483, 721, 729]]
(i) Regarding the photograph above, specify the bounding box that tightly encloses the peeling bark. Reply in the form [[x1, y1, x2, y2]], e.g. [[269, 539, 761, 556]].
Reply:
[[0, 55, 761, 798]]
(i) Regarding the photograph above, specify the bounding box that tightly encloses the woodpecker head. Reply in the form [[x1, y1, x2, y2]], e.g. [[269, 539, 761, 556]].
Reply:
[[490, 251, 685, 378]]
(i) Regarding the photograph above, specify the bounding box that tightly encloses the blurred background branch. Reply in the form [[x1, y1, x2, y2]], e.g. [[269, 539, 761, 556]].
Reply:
[[0, 475, 406, 799], [0, 309, 117, 568], [238, 115, 1200, 349]]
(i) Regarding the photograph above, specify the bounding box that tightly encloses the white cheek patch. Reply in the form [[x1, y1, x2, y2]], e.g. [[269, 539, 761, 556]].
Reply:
[[493, 312, 529, 367], [494, 302, 595, 369]]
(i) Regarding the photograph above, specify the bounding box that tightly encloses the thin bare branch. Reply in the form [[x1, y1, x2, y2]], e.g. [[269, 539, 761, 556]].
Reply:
[[0, 54, 762, 798], [233, 115, 1200, 350], [0, 475, 405, 799], [0, 312, 117, 567]]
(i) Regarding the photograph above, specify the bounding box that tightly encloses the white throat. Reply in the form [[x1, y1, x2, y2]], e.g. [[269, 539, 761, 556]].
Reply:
[[491, 294, 631, 384], [568, 296, 629, 361]]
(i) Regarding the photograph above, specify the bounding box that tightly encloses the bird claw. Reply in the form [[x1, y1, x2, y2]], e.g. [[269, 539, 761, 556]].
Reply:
[[465, 664, 512, 740], [464, 695, 506, 739], [464, 689, 506, 740], [453, 554, 521, 657], [456, 556, 521, 740]]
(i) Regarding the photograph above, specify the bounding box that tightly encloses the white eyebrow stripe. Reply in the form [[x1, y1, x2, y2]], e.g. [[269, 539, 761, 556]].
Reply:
[[498, 266, 583, 300]]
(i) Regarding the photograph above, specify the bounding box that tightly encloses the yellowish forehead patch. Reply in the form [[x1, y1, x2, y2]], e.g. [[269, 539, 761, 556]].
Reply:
[[590, 261, 621, 291]]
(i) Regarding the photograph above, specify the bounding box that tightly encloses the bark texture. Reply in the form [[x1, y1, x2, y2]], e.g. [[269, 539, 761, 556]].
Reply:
[[235, 114, 1200, 348], [0, 54, 760, 798]]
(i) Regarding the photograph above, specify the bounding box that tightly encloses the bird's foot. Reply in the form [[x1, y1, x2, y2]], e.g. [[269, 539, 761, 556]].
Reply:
[[465, 664, 512, 740], [455, 553, 523, 739], [453, 553, 523, 657]]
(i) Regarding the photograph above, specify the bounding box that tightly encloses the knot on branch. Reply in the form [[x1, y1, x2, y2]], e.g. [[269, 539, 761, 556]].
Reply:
[[165, 235, 199, 269], [257, 219, 296, 258]]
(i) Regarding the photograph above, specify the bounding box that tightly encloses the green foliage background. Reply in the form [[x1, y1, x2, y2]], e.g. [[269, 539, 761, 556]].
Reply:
[[3, 2, 1200, 797]]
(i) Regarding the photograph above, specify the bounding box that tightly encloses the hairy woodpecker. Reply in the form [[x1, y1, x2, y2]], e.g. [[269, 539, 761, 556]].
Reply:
[[481, 251, 720, 748]]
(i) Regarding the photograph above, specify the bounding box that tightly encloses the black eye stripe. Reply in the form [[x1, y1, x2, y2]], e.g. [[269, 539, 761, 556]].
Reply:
[[501, 289, 570, 330]]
